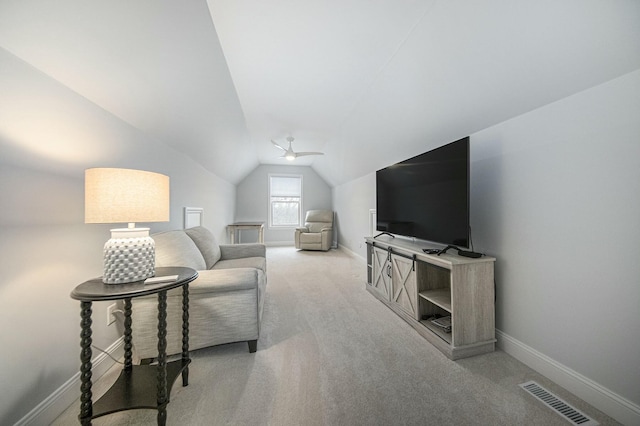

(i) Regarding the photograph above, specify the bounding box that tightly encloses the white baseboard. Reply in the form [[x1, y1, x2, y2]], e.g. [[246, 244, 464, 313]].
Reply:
[[336, 244, 365, 262], [496, 329, 640, 425], [15, 337, 125, 426], [264, 241, 294, 247]]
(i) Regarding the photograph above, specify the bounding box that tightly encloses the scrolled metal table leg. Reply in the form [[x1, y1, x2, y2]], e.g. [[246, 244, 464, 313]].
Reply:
[[79, 301, 93, 425], [156, 290, 168, 426], [123, 298, 133, 371], [182, 282, 190, 386]]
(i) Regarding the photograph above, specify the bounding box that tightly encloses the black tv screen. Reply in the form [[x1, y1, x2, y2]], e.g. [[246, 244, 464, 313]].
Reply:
[[376, 137, 469, 247]]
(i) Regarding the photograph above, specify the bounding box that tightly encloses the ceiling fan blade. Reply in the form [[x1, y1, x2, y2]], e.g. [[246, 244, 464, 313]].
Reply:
[[271, 140, 287, 151], [295, 152, 324, 157]]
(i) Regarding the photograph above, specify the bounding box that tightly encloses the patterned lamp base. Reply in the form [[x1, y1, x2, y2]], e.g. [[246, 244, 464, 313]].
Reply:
[[103, 228, 155, 284]]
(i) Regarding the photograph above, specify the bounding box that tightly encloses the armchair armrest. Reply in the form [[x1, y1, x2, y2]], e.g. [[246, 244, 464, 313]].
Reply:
[[296, 227, 309, 232], [219, 243, 266, 260]]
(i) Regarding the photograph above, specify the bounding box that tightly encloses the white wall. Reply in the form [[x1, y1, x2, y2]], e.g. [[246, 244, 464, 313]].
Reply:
[[236, 164, 332, 244], [0, 48, 237, 425], [332, 69, 640, 423], [332, 172, 375, 256], [471, 69, 640, 417]]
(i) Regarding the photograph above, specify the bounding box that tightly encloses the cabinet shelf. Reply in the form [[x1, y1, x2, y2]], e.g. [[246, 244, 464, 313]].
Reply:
[[418, 289, 451, 313]]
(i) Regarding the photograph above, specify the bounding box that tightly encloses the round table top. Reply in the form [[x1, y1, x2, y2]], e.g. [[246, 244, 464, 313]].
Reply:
[[70, 267, 198, 302]]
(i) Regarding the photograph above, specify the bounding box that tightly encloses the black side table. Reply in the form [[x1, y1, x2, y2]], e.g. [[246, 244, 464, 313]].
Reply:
[[70, 266, 198, 426]]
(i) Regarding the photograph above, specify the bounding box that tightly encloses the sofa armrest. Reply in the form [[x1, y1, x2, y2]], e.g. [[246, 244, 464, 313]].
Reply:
[[219, 243, 266, 260], [190, 268, 260, 293]]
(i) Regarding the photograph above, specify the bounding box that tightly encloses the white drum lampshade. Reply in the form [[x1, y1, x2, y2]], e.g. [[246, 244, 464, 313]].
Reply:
[[85, 168, 170, 284]]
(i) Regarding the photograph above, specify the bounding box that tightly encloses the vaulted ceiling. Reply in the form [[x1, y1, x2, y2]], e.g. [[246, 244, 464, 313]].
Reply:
[[1, 0, 639, 186]]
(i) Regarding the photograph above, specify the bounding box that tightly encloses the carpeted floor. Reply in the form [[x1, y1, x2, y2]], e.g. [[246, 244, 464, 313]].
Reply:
[[53, 246, 619, 425]]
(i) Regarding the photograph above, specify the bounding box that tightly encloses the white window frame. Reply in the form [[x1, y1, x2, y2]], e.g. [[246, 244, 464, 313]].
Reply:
[[268, 173, 303, 229]]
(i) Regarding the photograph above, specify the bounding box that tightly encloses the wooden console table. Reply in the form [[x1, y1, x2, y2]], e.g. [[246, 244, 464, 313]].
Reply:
[[70, 267, 198, 425], [227, 222, 265, 244]]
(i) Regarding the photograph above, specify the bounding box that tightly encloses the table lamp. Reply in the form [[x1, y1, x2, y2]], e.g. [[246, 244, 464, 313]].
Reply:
[[85, 168, 170, 284]]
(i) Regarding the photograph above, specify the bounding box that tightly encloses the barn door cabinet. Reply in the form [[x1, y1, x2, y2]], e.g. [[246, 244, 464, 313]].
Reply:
[[370, 246, 392, 301], [365, 236, 496, 360]]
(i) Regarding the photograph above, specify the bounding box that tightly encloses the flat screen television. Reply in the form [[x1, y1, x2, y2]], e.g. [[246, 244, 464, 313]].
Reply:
[[376, 137, 469, 247]]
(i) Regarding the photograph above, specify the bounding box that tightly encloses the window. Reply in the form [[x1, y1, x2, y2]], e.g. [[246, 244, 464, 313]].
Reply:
[[269, 174, 302, 228]]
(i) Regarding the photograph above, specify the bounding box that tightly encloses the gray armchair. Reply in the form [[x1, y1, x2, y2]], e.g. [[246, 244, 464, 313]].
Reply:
[[295, 210, 333, 251]]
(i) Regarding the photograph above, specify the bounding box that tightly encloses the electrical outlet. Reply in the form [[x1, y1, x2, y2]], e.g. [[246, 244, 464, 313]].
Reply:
[[107, 303, 117, 326]]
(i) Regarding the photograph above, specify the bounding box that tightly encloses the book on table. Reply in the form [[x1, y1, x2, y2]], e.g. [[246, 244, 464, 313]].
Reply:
[[431, 315, 452, 332], [144, 275, 179, 285]]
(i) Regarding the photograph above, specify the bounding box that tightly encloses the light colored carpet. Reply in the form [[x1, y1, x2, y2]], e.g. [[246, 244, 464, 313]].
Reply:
[[53, 246, 619, 425]]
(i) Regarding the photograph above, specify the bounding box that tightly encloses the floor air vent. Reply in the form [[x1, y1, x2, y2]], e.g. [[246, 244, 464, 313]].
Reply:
[[519, 381, 598, 425]]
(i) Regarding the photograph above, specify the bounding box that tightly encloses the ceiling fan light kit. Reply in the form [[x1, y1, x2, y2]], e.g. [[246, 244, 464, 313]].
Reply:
[[271, 136, 324, 161]]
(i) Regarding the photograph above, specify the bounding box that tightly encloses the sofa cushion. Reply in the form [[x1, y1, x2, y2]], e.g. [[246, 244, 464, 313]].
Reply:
[[185, 226, 221, 269], [153, 230, 206, 270], [188, 268, 258, 294], [212, 256, 266, 272], [219, 243, 266, 260]]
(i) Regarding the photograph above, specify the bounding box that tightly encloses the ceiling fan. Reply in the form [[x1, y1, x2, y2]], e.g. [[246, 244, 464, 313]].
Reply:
[[271, 136, 324, 161]]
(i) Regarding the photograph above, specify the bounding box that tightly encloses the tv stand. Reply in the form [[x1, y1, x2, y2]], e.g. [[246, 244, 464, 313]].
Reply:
[[365, 235, 496, 360]]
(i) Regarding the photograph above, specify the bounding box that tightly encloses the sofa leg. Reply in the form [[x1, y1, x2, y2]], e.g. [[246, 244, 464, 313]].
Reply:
[[248, 340, 257, 353]]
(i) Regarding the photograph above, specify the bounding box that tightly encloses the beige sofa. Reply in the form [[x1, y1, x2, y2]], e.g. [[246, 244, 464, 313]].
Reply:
[[125, 226, 267, 360]]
